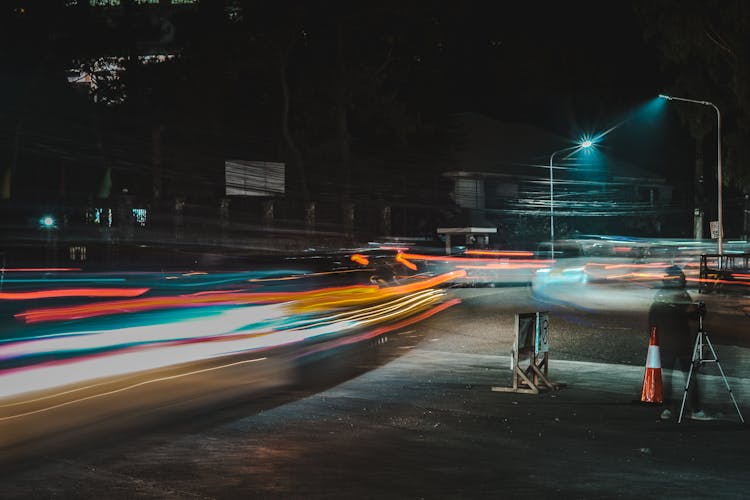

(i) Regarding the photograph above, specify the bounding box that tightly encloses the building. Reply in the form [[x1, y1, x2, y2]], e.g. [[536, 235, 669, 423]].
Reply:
[[442, 112, 678, 247]]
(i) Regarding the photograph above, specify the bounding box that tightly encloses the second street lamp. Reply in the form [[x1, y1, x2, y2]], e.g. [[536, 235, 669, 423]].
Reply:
[[549, 139, 594, 257], [659, 93, 723, 255]]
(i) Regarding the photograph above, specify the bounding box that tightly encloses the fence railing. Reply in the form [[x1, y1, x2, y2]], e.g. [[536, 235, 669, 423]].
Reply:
[[698, 253, 750, 294]]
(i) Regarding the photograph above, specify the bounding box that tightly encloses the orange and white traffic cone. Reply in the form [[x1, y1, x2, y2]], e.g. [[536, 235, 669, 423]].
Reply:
[[641, 326, 663, 404]]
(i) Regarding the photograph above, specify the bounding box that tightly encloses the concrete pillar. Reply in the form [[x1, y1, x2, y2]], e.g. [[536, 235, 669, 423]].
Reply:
[[381, 205, 391, 237], [263, 199, 274, 231], [174, 197, 185, 240], [694, 208, 704, 240], [304, 201, 315, 235], [117, 193, 134, 242], [343, 202, 354, 239], [220, 197, 230, 241]]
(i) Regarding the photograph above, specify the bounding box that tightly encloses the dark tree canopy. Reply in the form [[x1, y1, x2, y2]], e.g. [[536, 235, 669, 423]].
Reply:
[[635, 0, 750, 189]]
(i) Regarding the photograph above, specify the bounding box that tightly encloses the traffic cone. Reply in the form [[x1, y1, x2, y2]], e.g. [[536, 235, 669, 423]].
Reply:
[[641, 326, 663, 404]]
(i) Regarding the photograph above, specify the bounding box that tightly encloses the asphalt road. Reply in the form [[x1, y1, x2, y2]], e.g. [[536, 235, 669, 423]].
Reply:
[[2, 285, 749, 499]]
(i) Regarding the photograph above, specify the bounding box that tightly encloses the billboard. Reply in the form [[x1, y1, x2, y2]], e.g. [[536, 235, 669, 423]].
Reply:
[[225, 160, 285, 196]]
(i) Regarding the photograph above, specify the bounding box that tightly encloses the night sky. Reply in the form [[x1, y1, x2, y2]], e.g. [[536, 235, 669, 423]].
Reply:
[[0, 2, 680, 153], [434, 1, 665, 130], [3, 0, 745, 221], [427, 1, 681, 180]]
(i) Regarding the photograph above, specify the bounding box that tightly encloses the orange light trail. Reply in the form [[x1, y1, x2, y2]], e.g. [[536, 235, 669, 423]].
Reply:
[[14, 285, 372, 324], [396, 252, 417, 270], [456, 263, 549, 270], [350, 253, 370, 266], [687, 277, 750, 287], [464, 250, 534, 257], [301, 298, 461, 354], [289, 270, 465, 313], [15, 271, 467, 324], [0, 288, 150, 300], [399, 252, 554, 265]]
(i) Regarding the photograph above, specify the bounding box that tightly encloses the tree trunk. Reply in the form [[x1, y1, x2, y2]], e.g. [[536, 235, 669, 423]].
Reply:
[[152, 123, 164, 199], [278, 50, 307, 201], [93, 110, 112, 199], [335, 21, 353, 202], [2, 123, 20, 199], [336, 100, 352, 201]]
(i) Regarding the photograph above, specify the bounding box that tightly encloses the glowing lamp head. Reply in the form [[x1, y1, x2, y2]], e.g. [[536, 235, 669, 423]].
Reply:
[[40, 216, 56, 228], [580, 140, 593, 149], [658, 94, 672, 100]]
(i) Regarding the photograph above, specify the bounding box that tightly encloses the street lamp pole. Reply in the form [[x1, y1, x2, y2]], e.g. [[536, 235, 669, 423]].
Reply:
[[549, 149, 562, 258], [659, 94, 723, 254], [548, 141, 593, 257]]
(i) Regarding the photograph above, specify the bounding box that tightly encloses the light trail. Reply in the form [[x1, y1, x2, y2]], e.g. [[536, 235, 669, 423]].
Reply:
[[3, 278, 126, 284], [0, 357, 268, 421], [350, 254, 370, 266], [1, 268, 82, 272], [0, 288, 150, 300], [247, 269, 372, 282], [1, 272, 460, 400], [464, 250, 535, 257]]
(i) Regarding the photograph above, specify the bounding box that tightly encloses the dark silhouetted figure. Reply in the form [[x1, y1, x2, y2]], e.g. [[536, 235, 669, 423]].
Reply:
[[647, 265, 703, 420]]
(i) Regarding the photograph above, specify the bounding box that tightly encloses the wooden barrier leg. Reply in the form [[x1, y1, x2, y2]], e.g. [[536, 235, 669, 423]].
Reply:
[[532, 353, 566, 391], [492, 365, 539, 394], [529, 362, 555, 390], [493, 348, 539, 393]]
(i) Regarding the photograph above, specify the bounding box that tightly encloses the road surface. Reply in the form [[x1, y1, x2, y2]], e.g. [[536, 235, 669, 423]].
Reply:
[[2, 285, 749, 499]]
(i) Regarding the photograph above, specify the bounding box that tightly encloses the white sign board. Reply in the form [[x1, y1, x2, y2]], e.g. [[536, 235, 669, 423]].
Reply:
[[225, 160, 285, 196], [536, 312, 549, 354], [709, 220, 721, 239], [516, 312, 549, 355]]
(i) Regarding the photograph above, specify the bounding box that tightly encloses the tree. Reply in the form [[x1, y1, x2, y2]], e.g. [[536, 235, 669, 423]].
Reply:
[[635, 0, 750, 192]]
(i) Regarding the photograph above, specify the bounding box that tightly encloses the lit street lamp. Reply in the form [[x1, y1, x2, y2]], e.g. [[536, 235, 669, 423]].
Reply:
[[549, 139, 594, 257], [39, 215, 56, 228], [659, 93, 723, 255]]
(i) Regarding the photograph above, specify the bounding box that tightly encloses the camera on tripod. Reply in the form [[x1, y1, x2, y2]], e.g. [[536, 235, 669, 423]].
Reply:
[[695, 300, 706, 319], [679, 300, 745, 423]]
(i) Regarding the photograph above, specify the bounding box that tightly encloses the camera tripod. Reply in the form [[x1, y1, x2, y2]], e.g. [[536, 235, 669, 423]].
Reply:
[[678, 301, 745, 423]]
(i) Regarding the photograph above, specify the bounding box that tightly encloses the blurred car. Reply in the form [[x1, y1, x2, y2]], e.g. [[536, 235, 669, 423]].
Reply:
[[533, 241, 589, 288]]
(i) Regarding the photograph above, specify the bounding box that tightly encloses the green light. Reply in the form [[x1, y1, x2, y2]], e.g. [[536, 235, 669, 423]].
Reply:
[[580, 140, 593, 148]]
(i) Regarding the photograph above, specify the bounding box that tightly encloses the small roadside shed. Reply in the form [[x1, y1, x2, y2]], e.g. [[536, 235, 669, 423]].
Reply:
[[437, 226, 497, 255]]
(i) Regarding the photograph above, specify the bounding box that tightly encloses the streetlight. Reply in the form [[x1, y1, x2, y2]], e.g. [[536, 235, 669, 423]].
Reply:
[[549, 139, 594, 257], [659, 93, 723, 254], [39, 215, 56, 228]]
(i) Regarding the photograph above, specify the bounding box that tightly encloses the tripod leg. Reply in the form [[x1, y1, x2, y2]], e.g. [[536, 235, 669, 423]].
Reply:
[[678, 333, 701, 424], [704, 334, 745, 424]]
